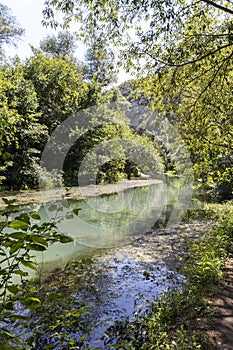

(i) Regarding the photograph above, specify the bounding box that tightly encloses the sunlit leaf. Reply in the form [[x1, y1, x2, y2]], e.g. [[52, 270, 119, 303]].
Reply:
[[31, 212, 41, 220], [21, 297, 41, 306], [30, 235, 48, 247], [9, 220, 29, 230]]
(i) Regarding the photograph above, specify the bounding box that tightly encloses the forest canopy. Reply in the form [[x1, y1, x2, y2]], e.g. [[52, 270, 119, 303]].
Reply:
[[42, 0, 233, 196], [0, 1, 232, 197]]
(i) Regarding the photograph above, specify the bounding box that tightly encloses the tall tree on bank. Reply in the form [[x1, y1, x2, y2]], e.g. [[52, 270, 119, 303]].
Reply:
[[84, 38, 117, 86], [0, 61, 47, 189], [0, 3, 24, 60], [39, 30, 77, 59], [24, 52, 89, 135]]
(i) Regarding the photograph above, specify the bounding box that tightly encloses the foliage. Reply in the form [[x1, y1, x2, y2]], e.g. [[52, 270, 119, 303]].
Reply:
[[0, 198, 72, 304], [134, 64, 233, 195], [0, 3, 24, 60], [84, 37, 117, 86], [0, 198, 91, 348], [0, 49, 163, 190], [42, 0, 233, 75], [39, 30, 77, 58], [0, 61, 48, 189], [24, 51, 89, 135], [62, 89, 164, 186], [42, 0, 233, 194]]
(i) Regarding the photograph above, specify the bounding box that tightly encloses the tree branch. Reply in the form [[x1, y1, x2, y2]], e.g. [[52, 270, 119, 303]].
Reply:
[[201, 0, 233, 15]]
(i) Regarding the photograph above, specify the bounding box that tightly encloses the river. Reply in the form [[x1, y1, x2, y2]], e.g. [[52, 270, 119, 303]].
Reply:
[[19, 178, 193, 266], [2, 177, 203, 348]]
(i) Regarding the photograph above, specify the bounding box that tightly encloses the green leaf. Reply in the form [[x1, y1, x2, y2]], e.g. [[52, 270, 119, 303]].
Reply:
[[2, 198, 17, 205], [30, 235, 48, 247], [20, 260, 36, 270], [26, 243, 47, 251], [21, 297, 41, 306], [10, 243, 23, 254], [9, 220, 29, 230], [7, 285, 19, 294], [0, 329, 16, 338], [31, 212, 41, 220], [9, 314, 29, 321], [16, 213, 30, 224], [71, 306, 87, 317], [58, 235, 73, 243], [10, 232, 26, 240], [14, 270, 28, 277], [72, 208, 81, 216]]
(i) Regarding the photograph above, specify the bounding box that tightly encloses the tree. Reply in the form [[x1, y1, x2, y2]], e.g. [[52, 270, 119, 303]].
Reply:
[[0, 60, 48, 189], [42, 1, 233, 72], [43, 0, 233, 195], [39, 30, 77, 58], [24, 52, 89, 135], [62, 88, 164, 186], [0, 3, 24, 59], [42, 1, 233, 107], [130, 61, 233, 194], [84, 38, 117, 86], [37, 30, 86, 76]]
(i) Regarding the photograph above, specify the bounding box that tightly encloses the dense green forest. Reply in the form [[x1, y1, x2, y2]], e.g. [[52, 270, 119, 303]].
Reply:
[[0, 1, 232, 198], [0, 3, 164, 191], [43, 0, 233, 199]]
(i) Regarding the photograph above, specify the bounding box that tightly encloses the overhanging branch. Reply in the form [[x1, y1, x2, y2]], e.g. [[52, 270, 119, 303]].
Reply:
[[201, 0, 233, 15]]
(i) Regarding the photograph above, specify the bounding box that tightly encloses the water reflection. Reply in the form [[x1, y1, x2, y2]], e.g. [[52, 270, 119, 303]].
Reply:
[[38, 182, 166, 263], [22, 177, 193, 266]]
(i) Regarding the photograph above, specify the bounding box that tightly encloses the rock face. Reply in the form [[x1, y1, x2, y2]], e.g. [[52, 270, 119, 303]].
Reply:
[[119, 82, 151, 129]]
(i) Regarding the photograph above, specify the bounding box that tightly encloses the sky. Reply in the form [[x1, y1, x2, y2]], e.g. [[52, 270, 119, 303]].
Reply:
[[1, 0, 86, 61], [1, 0, 131, 83]]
